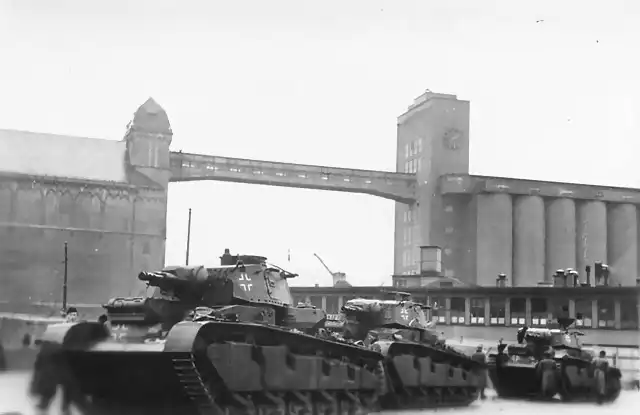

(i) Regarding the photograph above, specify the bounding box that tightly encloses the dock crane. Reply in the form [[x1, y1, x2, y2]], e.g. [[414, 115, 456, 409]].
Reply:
[[313, 253, 348, 286]]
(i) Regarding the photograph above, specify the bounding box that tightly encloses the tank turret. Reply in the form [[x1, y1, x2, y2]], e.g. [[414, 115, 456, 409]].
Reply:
[[335, 291, 482, 407], [37, 250, 383, 415], [489, 313, 621, 402], [102, 250, 322, 334], [340, 292, 442, 346]]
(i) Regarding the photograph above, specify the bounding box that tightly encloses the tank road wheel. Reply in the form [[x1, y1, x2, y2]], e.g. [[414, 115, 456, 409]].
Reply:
[[257, 392, 286, 415], [289, 392, 313, 415], [605, 376, 621, 403], [339, 391, 364, 415], [315, 391, 339, 415], [228, 392, 257, 415]]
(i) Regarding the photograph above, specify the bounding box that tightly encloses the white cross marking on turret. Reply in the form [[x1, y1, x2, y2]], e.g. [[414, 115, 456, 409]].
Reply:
[[400, 308, 409, 321]]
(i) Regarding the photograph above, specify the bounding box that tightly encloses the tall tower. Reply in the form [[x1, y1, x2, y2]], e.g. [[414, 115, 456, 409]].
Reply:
[[394, 91, 471, 280], [122, 98, 173, 272], [123, 98, 173, 188]]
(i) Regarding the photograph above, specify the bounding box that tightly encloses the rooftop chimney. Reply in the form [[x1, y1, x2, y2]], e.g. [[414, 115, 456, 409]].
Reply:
[[553, 269, 565, 287], [332, 272, 347, 287], [496, 273, 508, 288], [584, 265, 591, 287], [594, 261, 603, 285], [602, 264, 610, 286], [419, 246, 442, 277]]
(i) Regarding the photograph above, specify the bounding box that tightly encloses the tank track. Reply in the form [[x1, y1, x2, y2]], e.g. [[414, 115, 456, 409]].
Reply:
[[558, 359, 622, 403], [172, 354, 219, 414], [165, 320, 383, 415], [45, 320, 383, 415], [377, 342, 479, 409], [171, 350, 376, 415], [488, 354, 622, 403], [53, 320, 480, 413]]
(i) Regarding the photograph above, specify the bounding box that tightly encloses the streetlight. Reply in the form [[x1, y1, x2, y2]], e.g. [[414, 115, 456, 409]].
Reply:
[[185, 208, 192, 266], [62, 241, 68, 314]]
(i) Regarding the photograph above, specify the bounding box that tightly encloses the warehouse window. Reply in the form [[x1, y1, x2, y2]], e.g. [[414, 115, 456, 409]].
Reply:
[[597, 298, 615, 328], [531, 298, 548, 327], [489, 297, 506, 325], [575, 298, 593, 328], [470, 298, 485, 325], [509, 298, 526, 326], [450, 298, 465, 324], [620, 297, 638, 329]]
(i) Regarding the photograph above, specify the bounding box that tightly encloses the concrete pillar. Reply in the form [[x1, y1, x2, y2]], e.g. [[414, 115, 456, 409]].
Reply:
[[476, 193, 513, 286], [638, 207, 640, 282], [608, 203, 638, 286], [614, 299, 621, 329], [513, 195, 545, 286], [546, 198, 577, 282], [576, 201, 607, 279], [590, 300, 598, 329]]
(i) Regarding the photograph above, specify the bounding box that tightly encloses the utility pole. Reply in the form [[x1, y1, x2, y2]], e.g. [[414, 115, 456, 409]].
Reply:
[[185, 208, 192, 265], [62, 241, 68, 313]]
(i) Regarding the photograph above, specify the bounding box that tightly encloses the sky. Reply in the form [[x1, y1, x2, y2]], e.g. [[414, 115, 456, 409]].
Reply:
[[0, 0, 639, 287]]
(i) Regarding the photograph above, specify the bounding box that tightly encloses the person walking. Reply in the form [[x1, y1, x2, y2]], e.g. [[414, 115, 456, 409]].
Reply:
[[29, 341, 89, 415], [536, 351, 557, 399], [471, 345, 487, 400], [592, 350, 609, 404]]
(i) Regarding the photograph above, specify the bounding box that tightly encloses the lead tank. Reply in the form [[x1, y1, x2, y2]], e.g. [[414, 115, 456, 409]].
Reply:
[[338, 292, 482, 409], [37, 250, 384, 415], [487, 317, 622, 402]]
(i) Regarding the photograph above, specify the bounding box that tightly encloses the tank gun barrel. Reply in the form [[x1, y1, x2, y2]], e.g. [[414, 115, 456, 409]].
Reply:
[[138, 265, 211, 290], [138, 271, 189, 292]]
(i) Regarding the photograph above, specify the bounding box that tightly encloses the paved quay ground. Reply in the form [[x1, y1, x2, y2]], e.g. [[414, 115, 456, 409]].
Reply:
[[0, 370, 637, 415]]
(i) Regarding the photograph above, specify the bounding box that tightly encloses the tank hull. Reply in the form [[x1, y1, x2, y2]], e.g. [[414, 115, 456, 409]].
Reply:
[[487, 364, 542, 398], [375, 340, 480, 409], [38, 320, 384, 415], [488, 357, 622, 403]]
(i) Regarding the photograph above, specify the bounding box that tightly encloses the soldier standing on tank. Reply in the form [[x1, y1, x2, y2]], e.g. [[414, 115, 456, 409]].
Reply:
[[471, 345, 487, 400], [592, 350, 609, 404], [536, 351, 557, 400], [65, 307, 79, 323]]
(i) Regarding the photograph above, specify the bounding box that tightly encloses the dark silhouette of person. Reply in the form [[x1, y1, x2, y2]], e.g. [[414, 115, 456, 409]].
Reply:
[[592, 350, 609, 404], [471, 345, 487, 399], [22, 333, 32, 347], [30, 342, 89, 415], [536, 351, 557, 399], [65, 307, 79, 323]]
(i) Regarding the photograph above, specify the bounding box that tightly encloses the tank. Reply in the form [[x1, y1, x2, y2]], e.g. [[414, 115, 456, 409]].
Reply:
[[36, 250, 385, 415], [337, 291, 483, 409], [487, 317, 622, 402]]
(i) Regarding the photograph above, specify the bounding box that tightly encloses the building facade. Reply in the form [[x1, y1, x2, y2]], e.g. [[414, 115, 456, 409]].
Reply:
[[0, 98, 171, 309], [3, 89, 640, 313], [394, 91, 640, 287]]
